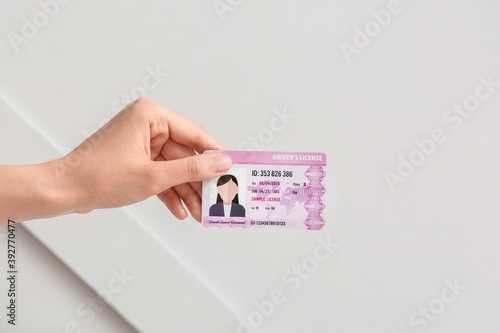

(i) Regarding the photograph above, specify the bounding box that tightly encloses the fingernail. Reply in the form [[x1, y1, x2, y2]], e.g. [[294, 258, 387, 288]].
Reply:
[[213, 155, 232, 173]]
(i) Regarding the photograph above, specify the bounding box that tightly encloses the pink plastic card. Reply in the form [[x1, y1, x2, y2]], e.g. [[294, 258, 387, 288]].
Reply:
[[201, 150, 327, 230]]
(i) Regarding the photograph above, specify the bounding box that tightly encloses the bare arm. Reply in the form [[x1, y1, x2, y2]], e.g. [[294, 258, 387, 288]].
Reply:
[[0, 97, 232, 225]]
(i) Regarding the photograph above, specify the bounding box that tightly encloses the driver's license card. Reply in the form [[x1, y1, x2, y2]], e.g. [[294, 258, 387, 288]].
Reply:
[[201, 150, 327, 230]]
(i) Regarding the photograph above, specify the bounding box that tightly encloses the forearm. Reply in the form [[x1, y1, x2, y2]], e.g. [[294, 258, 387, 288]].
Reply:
[[0, 159, 85, 225]]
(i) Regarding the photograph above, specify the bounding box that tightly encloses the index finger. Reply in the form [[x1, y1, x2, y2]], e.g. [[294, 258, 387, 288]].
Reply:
[[162, 106, 223, 153]]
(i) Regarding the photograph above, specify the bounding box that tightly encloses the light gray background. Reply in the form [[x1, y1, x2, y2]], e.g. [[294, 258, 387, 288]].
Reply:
[[1, 0, 500, 332]]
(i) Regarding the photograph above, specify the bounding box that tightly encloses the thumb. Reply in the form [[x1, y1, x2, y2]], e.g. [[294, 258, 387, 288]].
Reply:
[[152, 153, 232, 189]]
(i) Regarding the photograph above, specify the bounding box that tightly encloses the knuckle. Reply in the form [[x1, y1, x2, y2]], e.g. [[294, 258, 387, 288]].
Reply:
[[186, 157, 202, 181], [127, 97, 158, 121], [133, 96, 155, 105]]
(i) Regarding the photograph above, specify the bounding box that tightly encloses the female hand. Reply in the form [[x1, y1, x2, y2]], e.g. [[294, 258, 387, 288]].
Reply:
[[0, 97, 232, 224]]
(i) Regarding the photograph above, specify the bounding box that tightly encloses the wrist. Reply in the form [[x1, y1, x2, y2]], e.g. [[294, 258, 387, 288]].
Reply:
[[41, 158, 94, 216]]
